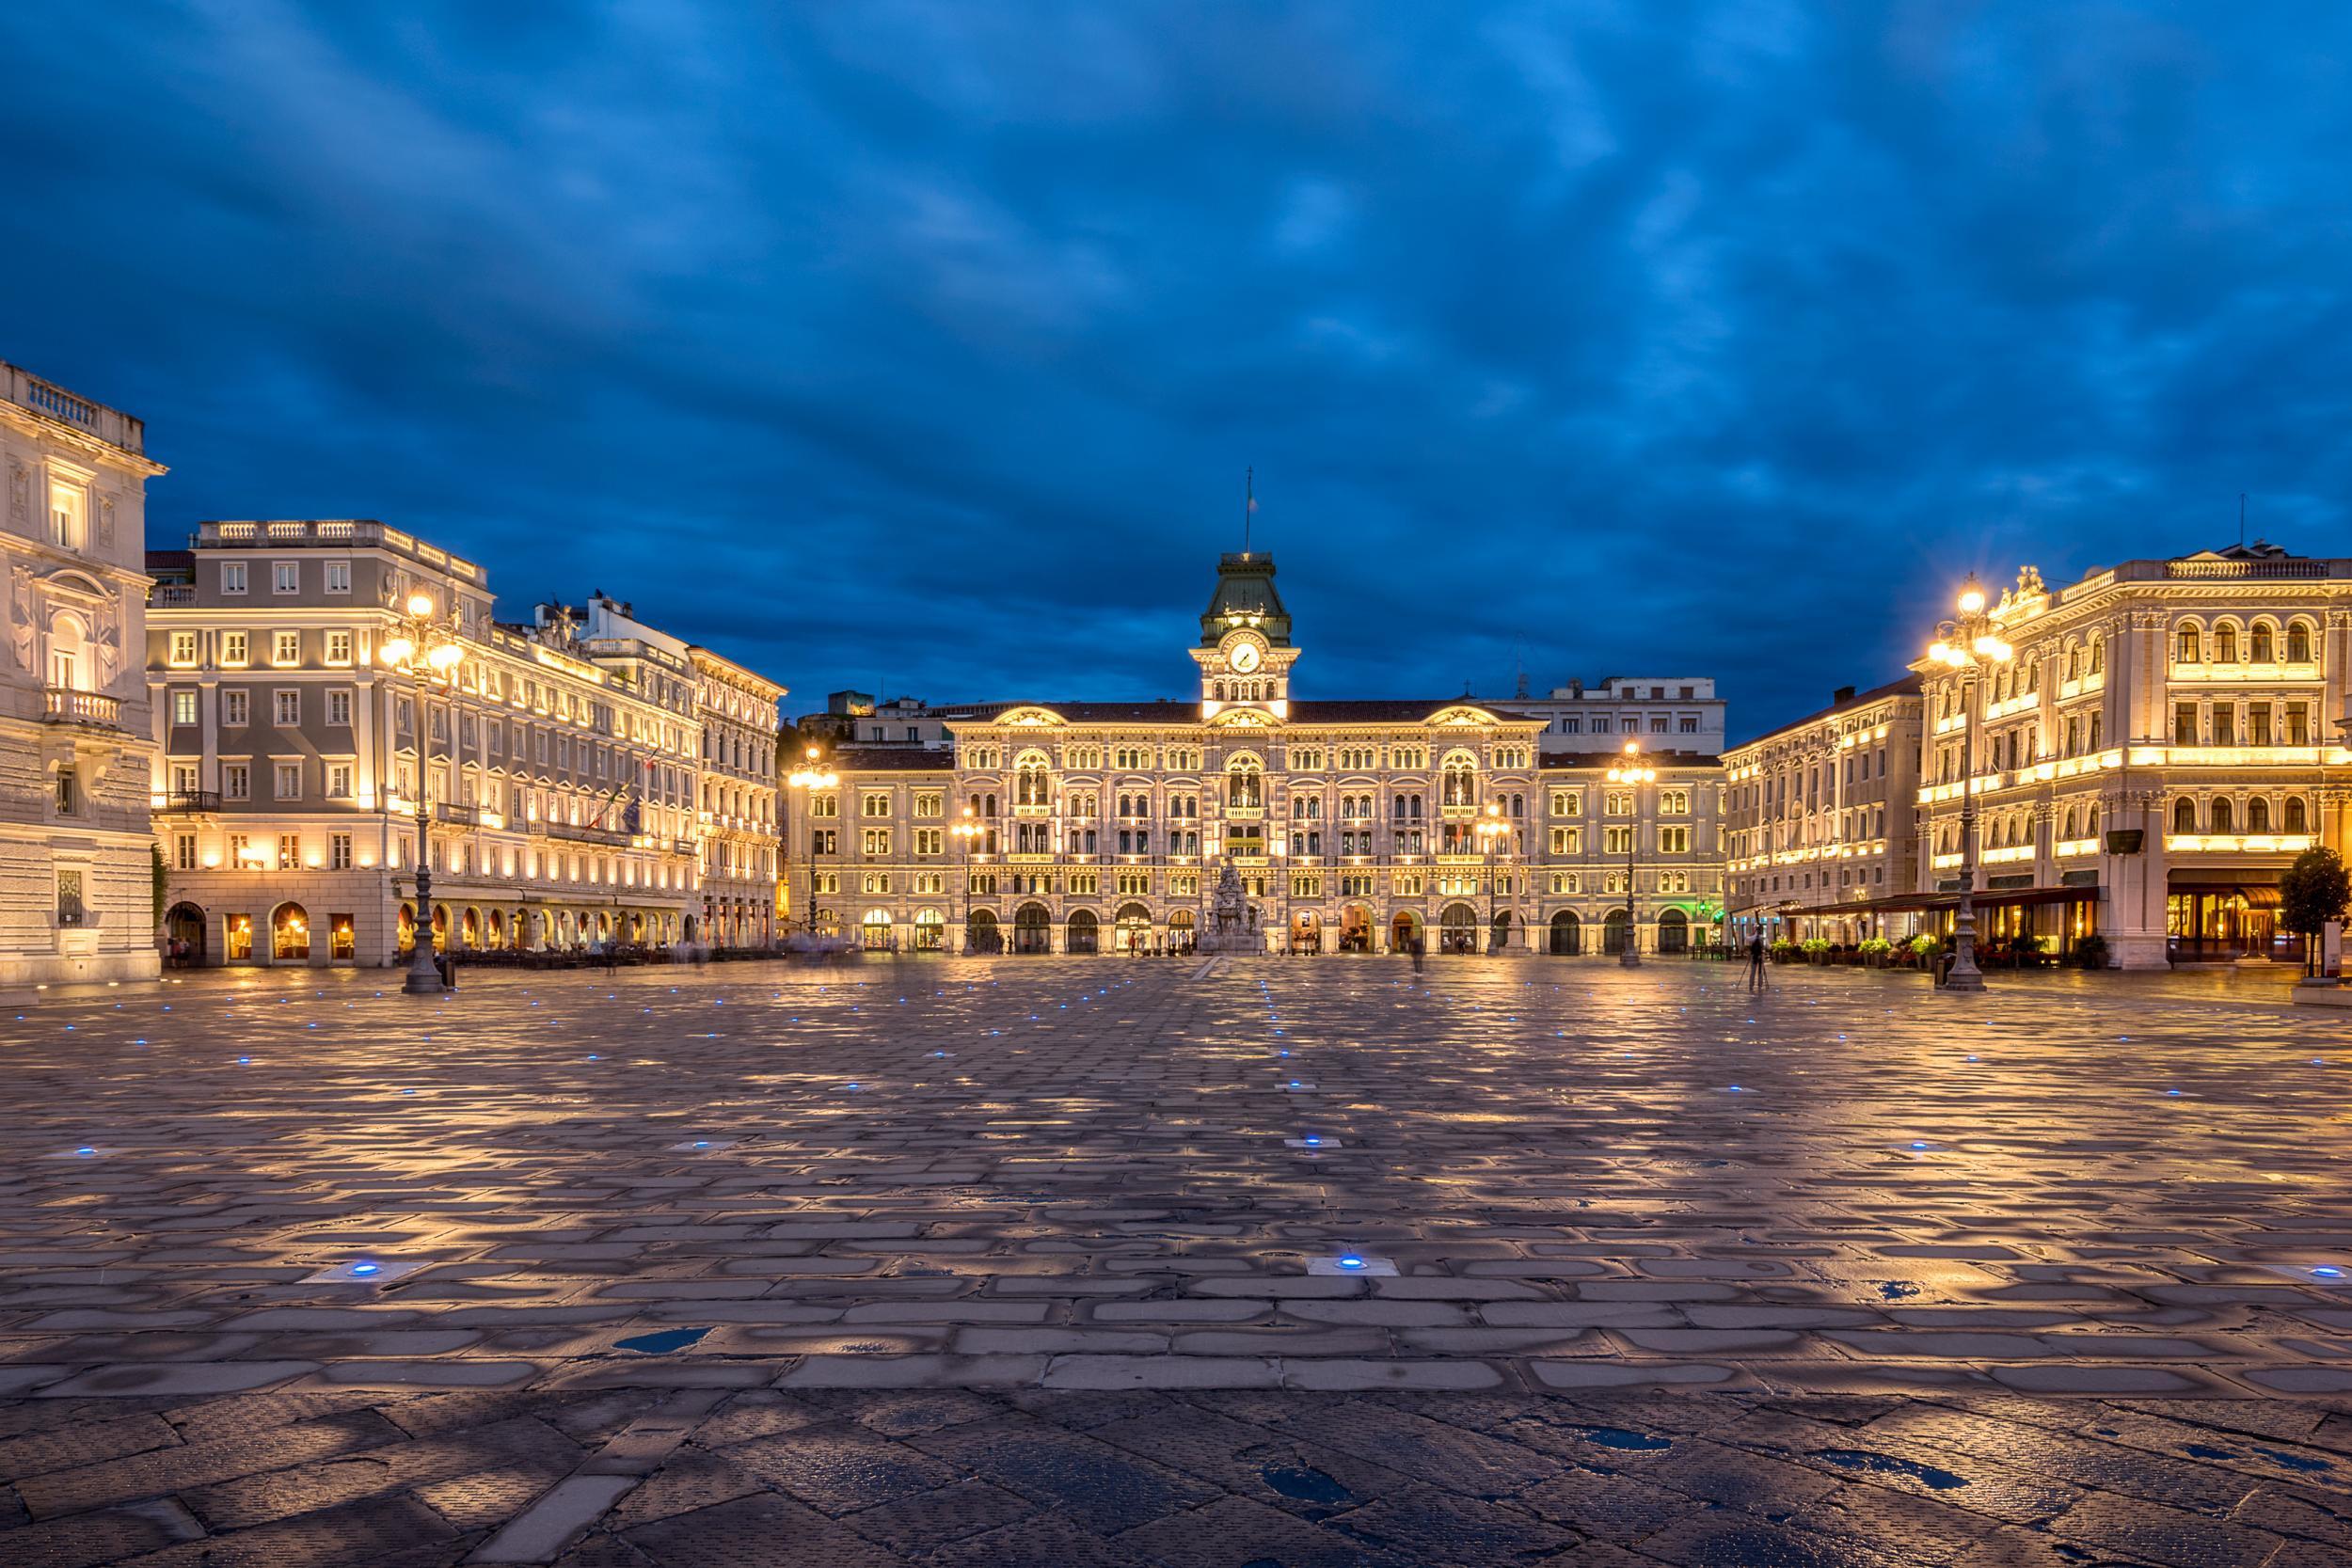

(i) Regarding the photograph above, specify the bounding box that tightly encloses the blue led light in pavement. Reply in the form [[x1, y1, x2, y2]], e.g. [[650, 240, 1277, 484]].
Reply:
[[1303, 1135, 1324, 1147], [1911, 1141, 1930, 1149], [845, 1083, 862, 1091], [2314, 1266, 2345, 1279], [236, 1056, 251, 1065], [2166, 1089, 2183, 1096], [693, 1140, 709, 1148], [351, 1261, 380, 1276], [1338, 1256, 1366, 1269], [75, 1146, 94, 1156]]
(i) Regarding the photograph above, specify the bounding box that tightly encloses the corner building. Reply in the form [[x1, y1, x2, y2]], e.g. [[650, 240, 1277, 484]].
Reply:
[[0, 361, 167, 985], [1908, 546, 2352, 966], [144, 523, 770, 965], [791, 554, 1725, 957]]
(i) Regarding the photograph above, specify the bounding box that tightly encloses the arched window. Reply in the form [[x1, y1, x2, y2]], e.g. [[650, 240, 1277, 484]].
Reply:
[[2177, 624, 2201, 664], [2249, 797, 2272, 833], [2250, 623, 2274, 663], [2061, 808, 2077, 840], [1440, 752, 1478, 808], [2089, 635, 2105, 674], [2285, 797, 2310, 834], [46, 611, 87, 691], [2287, 620, 2313, 663], [2173, 798, 2197, 835], [2210, 797, 2233, 834], [1226, 756, 1263, 810], [2064, 645, 2080, 682], [1014, 752, 1051, 807]]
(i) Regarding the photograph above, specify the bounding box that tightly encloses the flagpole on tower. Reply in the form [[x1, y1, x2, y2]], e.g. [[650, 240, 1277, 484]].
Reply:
[[1244, 467, 1254, 556]]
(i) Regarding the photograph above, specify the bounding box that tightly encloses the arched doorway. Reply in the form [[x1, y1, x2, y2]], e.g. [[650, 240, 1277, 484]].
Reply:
[[914, 909, 946, 951], [862, 910, 894, 951], [430, 906, 448, 952], [1438, 902, 1478, 955], [1657, 909, 1689, 954], [165, 901, 206, 966], [1391, 910, 1422, 953], [1289, 910, 1322, 954], [1067, 908, 1100, 954], [1489, 909, 1513, 954], [1115, 902, 1153, 954], [966, 909, 1000, 954], [1168, 908, 1195, 954], [397, 902, 418, 957], [1339, 904, 1372, 954], [271, 902, 310, 961], [487, 910, 505, 949], [460, 907, 481, 948], [1549, 910, 1581, 956], [1603, 908, 1631, 956], [1013, 902, 1052, 954]]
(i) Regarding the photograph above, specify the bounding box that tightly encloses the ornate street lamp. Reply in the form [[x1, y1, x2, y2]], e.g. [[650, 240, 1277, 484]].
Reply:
[[1928, 575, 2015, 992], [1607, 741, 1656, 967], [1474, 801, 1509, 955], [376, 591, 466, 995], [950, 804, 983, 953], [786, 746, 839, 939]]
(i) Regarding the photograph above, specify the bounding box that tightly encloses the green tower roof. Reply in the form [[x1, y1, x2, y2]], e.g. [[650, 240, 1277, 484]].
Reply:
[[1199, 552, 1292, 646]]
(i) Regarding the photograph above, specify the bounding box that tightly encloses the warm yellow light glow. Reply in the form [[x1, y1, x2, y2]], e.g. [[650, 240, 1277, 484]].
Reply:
[[427, 641, 463, 671], [1957, 579, 1986, 615], [1926, 641, 1950, 664], [201, 853, 221, 868], [379, 637, 415, 667], [406, 592, 436, 616]]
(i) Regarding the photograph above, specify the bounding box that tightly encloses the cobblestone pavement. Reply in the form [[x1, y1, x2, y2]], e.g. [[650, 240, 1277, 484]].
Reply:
[[4, 957, 2350, 1564]]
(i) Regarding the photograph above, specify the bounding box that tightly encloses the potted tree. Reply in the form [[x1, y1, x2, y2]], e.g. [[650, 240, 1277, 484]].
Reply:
[[2280, 847, 2350, 983]]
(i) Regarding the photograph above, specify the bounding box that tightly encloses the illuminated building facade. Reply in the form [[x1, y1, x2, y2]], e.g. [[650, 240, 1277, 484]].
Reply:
[[788, 553, 1725, 958], [1724, 676, 1925, 942], [142, 523, 780, 965], [1908, 546, 2352, 967], [691, 644, 787, 945], [0, 360, 167, 985]]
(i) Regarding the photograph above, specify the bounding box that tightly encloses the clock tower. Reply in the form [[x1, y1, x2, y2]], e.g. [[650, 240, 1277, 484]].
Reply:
[[1191, 551, 1299, 720]]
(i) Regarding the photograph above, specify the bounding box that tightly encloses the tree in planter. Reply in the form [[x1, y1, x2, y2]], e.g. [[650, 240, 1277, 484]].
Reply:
[[2280, 847, 2351, 977]]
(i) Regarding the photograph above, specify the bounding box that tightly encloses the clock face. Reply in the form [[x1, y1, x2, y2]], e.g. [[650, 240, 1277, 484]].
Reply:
[[1230, 641, 1262, 673]]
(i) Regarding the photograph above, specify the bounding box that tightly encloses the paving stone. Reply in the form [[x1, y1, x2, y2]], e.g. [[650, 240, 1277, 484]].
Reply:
[[912, 1413, 1220, 1534], [621, 1490, 902, 1568], [1115, 1494, 1407, 1567]]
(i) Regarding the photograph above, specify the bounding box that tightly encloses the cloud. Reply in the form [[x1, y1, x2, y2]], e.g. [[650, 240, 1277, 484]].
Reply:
[[0, 0, 2344, 735]]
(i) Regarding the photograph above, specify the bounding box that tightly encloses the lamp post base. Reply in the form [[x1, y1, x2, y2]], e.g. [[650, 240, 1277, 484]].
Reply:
[[1619, 948, 1641, 968], [1943, 962, 1984, 992], [402, 947, 444, 995]]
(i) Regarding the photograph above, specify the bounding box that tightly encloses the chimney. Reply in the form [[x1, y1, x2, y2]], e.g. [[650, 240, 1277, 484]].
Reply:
[[1833, 685, 1856, 704]]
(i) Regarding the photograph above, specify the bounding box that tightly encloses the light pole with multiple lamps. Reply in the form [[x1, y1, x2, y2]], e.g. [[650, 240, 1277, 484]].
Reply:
[[1927, 575, 2015, 992], [786, 746, 838, 939], [1474, 801, 1509, 954], [1608, 741, 1655, 967], [376, 592, 467, 995], [950, 805, 983, 952]]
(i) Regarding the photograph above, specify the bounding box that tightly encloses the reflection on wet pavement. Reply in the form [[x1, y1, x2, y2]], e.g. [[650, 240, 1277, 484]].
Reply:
[[2, 956, 2348, 1564]]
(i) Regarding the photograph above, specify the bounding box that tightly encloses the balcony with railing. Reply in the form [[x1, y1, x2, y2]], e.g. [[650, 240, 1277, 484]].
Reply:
[[155, 790, 223, 814], [42, 688, 123, 728], [151, 584, 199, 607], [536, 817, 633, 847]]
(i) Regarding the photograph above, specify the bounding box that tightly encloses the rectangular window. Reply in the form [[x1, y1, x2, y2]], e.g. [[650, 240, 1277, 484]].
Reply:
[[220, 562, 248, 594], [273, 689, 299, 726], [175, 832, 197, 871], [862, 793, 892, 816], [272, 562, 299, 594], [49, 484, 85, 550], [2174, 704, 2198, 744], [273, 630, 300, 665], [55, 768, 79, 816], [274, 762, 302, 800], [2250, 705, 2273, 747], [2213, 707, 2235, 746], [224, 690, 249, 726], [326, 689, 351, 725], [168, 630, 199, 665], [227, 832, 251, 866], [329, 832, 353, 870], [277, 832, 301, 869], [326, 763, 354, 799], [326, 630, 353, 665], [171, 689, 199, 726], [325, 560, 351, 594], [1604, 825, 1635, 855], [222, 631, 248, 665], [1660, 825, 1691, 854]]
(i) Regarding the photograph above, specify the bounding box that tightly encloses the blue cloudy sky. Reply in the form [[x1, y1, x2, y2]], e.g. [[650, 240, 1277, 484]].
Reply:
[[3, 2, 2343, 736]]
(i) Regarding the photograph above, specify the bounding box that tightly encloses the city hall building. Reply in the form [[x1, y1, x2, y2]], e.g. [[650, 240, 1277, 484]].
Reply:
[[789, 553, 1724, 957]]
